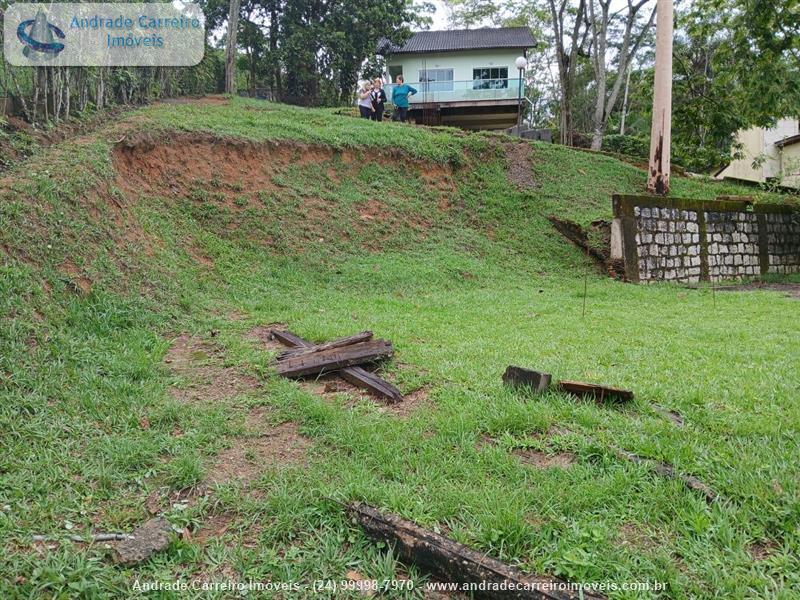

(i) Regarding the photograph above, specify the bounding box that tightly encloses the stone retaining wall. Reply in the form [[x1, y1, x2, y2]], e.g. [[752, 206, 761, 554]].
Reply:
[[611, 195, 800, 283]]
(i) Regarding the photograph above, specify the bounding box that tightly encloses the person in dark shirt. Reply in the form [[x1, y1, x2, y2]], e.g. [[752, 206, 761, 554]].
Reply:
[[371, 78, 387, 122]]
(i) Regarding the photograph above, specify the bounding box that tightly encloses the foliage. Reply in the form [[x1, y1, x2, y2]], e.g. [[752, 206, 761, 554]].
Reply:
[[601, 133, 648, 158]]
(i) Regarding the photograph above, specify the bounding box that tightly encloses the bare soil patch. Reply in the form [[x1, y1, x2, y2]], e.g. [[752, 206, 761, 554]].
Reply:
[[383, 385, 431, 417], [617, 523, 657, 552], [512, 448, 576, 469], [246, 324, 290, 351], [207, 422, 309, 484], [747, 540, 779, 561], [505, 142, 536, 190], [164, 333, 258, 404]]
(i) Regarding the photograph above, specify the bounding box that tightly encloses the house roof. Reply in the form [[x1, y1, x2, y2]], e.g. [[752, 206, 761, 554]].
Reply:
[[775, 134, 800, 148], [381, 27, 536, 55]]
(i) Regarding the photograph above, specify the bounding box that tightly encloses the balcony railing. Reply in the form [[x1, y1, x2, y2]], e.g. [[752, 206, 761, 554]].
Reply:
[[386, 78, 524, 105]]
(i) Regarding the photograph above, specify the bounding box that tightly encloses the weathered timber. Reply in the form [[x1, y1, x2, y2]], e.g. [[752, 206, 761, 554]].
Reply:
[[271, 329, 311, 348], [503, 366, 552, 393], [616, 449, 717, 503], [276, 340, 393, 378], [340, 367, 403, 403], [270, 329, 403, 402], [557, 380, 633, 403], [348, 503, 604, 600], [276, 331, 373, 361]]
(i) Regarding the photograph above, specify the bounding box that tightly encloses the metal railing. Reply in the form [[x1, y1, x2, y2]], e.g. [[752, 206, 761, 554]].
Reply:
[[385, 78, 524, 105]]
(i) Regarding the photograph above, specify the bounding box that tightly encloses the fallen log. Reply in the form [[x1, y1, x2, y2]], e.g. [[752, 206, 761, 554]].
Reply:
[[276, 331, 373, 361], [616, 449, 717, 503], [503, 366, 552, 393], [348, 503, 605, 600], [557, 380, 633, 403]]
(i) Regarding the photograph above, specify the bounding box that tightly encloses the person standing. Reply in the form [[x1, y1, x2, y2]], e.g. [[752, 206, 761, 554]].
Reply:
[[391, 75, 417, 122], [371, 78, 387, 122], [357, 81, 374, 119]]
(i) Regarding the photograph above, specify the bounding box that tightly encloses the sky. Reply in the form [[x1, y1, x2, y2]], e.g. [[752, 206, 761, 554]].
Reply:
[[429, 0, 451, 30]]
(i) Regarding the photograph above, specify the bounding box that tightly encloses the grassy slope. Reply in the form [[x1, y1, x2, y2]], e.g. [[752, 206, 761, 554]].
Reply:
[[1, 97, 798, 598]]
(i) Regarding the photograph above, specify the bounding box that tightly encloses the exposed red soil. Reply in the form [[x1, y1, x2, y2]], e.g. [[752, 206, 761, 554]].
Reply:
[[111, 132, 455, 254]]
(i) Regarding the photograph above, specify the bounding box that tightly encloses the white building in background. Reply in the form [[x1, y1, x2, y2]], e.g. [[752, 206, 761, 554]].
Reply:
[[715, 118, 800, 189]]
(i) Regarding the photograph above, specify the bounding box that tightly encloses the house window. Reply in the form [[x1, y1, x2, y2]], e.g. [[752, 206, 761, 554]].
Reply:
[[419, 69, 453, 92], [473, 67, 509, 90]]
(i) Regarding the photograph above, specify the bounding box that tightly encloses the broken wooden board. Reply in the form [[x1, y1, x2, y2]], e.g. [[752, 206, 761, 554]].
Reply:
[[616, 449, 717, 503], [348, 503, 605, 600], [276, 331, 373, 361], [339, 367, 403, 403], [503, 366, 552, 393], [557, 380, 633, 403], [270, 330, 403, 402], [113, 517, 173, 566], [276, 339, 393, 378]]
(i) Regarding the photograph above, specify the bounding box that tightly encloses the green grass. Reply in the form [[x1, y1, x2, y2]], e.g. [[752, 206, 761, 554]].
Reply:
[[1, 97, 798, 598]]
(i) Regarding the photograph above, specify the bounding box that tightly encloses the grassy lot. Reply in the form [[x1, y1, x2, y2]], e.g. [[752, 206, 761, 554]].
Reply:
[[1, 97, 798, 598]]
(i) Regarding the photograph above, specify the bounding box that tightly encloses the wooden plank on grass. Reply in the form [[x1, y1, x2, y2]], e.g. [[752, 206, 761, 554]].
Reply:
[[503, 366, 551, 393], [271, 329, 311, 348], [276, 339, 393, 378], [276, 331, 373, 361], [340, 367, 403, 403], [270, 329, 403, 401], [348, 503, 605, 600], [557, 380, 633, 403]]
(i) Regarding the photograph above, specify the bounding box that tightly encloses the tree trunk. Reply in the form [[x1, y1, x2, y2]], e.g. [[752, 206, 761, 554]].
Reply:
[[224, 0, 241, 95], [647, 0, 673, 195], [619, 65, 631, 134]]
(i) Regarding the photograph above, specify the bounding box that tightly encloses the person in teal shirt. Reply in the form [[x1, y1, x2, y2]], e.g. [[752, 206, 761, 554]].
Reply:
[[391, 75, 417, 122]]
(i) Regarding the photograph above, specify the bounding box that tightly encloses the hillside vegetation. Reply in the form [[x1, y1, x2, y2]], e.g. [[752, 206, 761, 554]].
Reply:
[[1, 97, 798, 598]]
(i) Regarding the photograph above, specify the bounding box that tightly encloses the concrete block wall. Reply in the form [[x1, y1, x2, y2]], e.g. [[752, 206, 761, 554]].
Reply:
[[611, 195, 800, 283]]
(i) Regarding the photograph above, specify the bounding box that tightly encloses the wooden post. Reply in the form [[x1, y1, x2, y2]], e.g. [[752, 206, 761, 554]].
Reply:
[[646, 0, 673, 195], [224, 0, 241, 95]]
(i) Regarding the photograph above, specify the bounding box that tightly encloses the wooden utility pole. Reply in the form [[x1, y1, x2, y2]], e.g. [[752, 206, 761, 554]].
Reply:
[[646, 0, 673, 195], [224, 0, 241, 95]]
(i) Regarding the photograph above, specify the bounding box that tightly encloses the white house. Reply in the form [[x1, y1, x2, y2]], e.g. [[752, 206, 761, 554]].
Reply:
[[377, 27, 537, 130], [715, 118, 800, 189]]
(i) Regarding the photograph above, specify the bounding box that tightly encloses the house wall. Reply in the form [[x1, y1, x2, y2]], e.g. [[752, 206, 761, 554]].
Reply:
[[719, 118, 799, 184], [386, 49, 525, 88], [779, 143, 800, 188]]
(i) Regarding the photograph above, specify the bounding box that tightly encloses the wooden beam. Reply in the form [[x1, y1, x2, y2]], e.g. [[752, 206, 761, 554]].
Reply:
[[276, 331, 373, 361], [348, 503, 605, 600], [503, 366, 551, 393], [557, 380, 633, 403], [339, 367, 403, 403], [269, 330, 403, 402], [275, 340, 393, 378]]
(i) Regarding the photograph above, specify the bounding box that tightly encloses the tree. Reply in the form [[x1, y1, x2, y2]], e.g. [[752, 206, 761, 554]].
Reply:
[[587, 0, 655, 150], [224, 0, 242, 94]]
